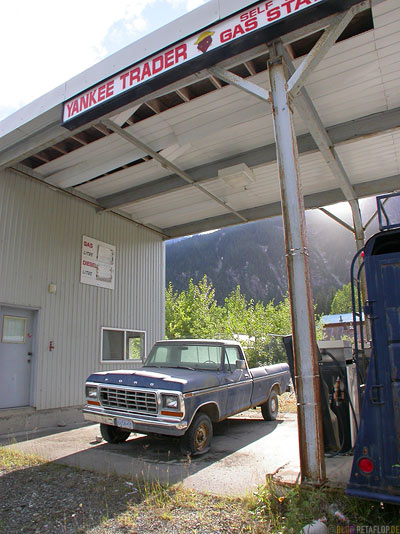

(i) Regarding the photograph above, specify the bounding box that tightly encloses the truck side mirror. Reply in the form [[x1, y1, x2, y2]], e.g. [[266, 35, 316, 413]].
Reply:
[[236, 359, 246, 370]]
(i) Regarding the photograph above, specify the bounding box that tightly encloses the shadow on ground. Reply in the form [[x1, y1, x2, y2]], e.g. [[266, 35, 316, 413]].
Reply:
[[57, 416, 281, 486]]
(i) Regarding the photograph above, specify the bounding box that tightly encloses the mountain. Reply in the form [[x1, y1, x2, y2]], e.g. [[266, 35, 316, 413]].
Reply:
[[166, 196, 400, 314]]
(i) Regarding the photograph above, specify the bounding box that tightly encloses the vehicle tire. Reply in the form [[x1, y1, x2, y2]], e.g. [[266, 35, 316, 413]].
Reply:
[[261, 390, 279, 421], [180, 413, 213, 455], [100, 423, 131, 443]]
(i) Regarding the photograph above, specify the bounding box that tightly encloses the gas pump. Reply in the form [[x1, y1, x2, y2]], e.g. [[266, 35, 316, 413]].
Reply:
[[347, 192, 400, 504]]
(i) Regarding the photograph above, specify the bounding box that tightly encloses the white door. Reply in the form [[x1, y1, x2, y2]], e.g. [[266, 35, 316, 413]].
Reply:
[[0, 307, 34, 409]]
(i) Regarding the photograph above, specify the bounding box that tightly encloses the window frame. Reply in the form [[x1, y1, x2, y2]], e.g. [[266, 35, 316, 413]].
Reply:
[[100, 326, 146, 363], [224, 346, 241, 372], [2, 315, 27, 344]]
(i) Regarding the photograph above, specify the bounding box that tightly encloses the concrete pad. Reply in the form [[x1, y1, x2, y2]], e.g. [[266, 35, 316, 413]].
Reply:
[[0, 413, 353, 496], [0, 406, 84, 435]]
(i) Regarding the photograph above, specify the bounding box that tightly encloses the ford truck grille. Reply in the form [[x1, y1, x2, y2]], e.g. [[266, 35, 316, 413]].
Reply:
[[99, 387, 158, 414]]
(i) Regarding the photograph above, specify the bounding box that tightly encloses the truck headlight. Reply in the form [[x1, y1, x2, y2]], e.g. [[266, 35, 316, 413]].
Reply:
[[162, 394, 179, 409], [86, 386, 98, 399]]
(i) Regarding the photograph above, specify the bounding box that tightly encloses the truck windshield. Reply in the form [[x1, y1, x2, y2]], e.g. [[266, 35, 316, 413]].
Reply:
[[145, 344, 222, 371]]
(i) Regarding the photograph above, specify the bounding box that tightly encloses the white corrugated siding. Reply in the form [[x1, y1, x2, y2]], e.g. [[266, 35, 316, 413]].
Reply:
[[0, 168, 165, 410]]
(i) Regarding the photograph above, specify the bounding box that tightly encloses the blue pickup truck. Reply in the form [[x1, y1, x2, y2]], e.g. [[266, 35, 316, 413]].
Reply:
[[83, 339, 290, 455]]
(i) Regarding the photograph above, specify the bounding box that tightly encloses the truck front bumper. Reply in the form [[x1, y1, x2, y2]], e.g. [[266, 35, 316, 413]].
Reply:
[[83, 406, 188, 437]]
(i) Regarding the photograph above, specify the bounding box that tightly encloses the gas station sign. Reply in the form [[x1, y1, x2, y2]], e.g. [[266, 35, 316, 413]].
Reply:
[[63, 0, 324, 124]]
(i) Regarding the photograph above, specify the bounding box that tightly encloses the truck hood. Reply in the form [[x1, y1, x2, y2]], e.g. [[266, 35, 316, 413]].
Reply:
[[87, 367, 220, 393]]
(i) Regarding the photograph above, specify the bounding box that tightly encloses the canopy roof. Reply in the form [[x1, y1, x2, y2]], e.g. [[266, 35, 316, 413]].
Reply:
[[1, 0, 398, 239]]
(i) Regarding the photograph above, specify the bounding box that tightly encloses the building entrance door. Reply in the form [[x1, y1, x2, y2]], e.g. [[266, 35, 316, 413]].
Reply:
[[0, 306, 35, 409]]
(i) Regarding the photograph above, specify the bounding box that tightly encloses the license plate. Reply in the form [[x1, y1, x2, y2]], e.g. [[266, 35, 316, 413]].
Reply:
[[115, 417, 134, 430]]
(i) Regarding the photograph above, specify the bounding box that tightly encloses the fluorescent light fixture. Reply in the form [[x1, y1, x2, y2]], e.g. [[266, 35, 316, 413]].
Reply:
[[218, 163, 256, 188]]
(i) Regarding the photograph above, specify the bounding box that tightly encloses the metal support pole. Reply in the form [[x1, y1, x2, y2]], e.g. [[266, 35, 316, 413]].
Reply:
[[268, 52, 326, 485], [349, 200, 365, 253], [349, 199, 370, 340]]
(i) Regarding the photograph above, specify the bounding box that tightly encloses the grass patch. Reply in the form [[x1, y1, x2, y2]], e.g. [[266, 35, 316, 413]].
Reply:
[[117, 484, 265, 533], [250, 476, 400, 532], [0, 446, 44, 471]]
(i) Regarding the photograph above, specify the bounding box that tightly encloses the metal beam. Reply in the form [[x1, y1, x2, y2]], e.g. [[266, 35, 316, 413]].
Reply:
[[207, 67, 270, 103], [281, 1, 369, 46], [286, 2, 368, 98], [319, 208, 355, 233], [103, 119, 248, 223], [110, 104, 140, 126], [295, 95, 357, 202], [98, 108, 400, 210]]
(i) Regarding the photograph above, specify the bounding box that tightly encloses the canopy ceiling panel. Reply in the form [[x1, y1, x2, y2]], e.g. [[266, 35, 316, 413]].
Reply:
[[1, 0, 399, 238], [125, 189, 228, 227], [336, 132, 400, 181]]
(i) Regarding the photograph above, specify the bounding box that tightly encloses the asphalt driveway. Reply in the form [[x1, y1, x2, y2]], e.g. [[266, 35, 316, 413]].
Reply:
[[1, 411, 351, 495]]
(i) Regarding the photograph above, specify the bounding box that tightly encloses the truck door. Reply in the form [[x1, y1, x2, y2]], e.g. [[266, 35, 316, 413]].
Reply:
[[221, 346, 252, 417]]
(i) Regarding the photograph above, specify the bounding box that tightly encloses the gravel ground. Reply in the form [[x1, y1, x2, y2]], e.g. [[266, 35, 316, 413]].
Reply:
[[0, 453, 132, 533], [0, 402, 297, 533], [0, 442, 265, 534]]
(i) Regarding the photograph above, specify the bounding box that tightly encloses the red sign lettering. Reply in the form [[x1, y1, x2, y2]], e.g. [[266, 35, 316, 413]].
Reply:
[[152, 55, 164, 74], [267, 6, 281, 20], [130, 68, 140, 86], [120, 71, 129, 90], [88, 90, 97, 107], [63, 0, 323, 122], [97, 84, 106, 102], [83, 260, 96, 268], [141, 62, 151, 81], [220, 19, 258, 44], [282, 0, 296, 13], [175, 44, 187, 63]]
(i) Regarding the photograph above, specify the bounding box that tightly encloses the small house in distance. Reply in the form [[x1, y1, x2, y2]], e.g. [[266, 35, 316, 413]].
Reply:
[[321, 313, 365, 342]]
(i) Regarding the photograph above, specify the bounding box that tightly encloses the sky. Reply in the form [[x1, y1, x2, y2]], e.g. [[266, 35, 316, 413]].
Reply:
[[0, 0, 207, 122]]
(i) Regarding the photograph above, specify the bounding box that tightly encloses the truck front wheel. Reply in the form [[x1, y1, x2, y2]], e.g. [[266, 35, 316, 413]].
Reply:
[[180, 413, 213, 455], [100, 423, 131, 443], [261, 390, 279, 421]]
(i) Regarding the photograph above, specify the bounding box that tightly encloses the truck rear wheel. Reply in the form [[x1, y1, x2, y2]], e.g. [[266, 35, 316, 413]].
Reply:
[[261, 390, 279, 421], [100, 423, 131, 443], [180, 413, 213, 455]]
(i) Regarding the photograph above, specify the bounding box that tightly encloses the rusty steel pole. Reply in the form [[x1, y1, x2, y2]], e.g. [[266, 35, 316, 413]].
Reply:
[[268, 52, 326, 485]]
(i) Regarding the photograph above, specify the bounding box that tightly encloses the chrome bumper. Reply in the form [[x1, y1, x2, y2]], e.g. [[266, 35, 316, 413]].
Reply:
[[83, 406, 188, 436]]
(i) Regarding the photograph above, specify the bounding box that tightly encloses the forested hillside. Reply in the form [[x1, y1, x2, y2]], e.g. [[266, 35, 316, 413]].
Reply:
[[166, 197, 400, 314]]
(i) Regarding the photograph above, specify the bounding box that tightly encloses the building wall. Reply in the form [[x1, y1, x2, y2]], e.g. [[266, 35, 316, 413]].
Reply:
[[323, 323, 365, 342], [0, 168, 165, 410]]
